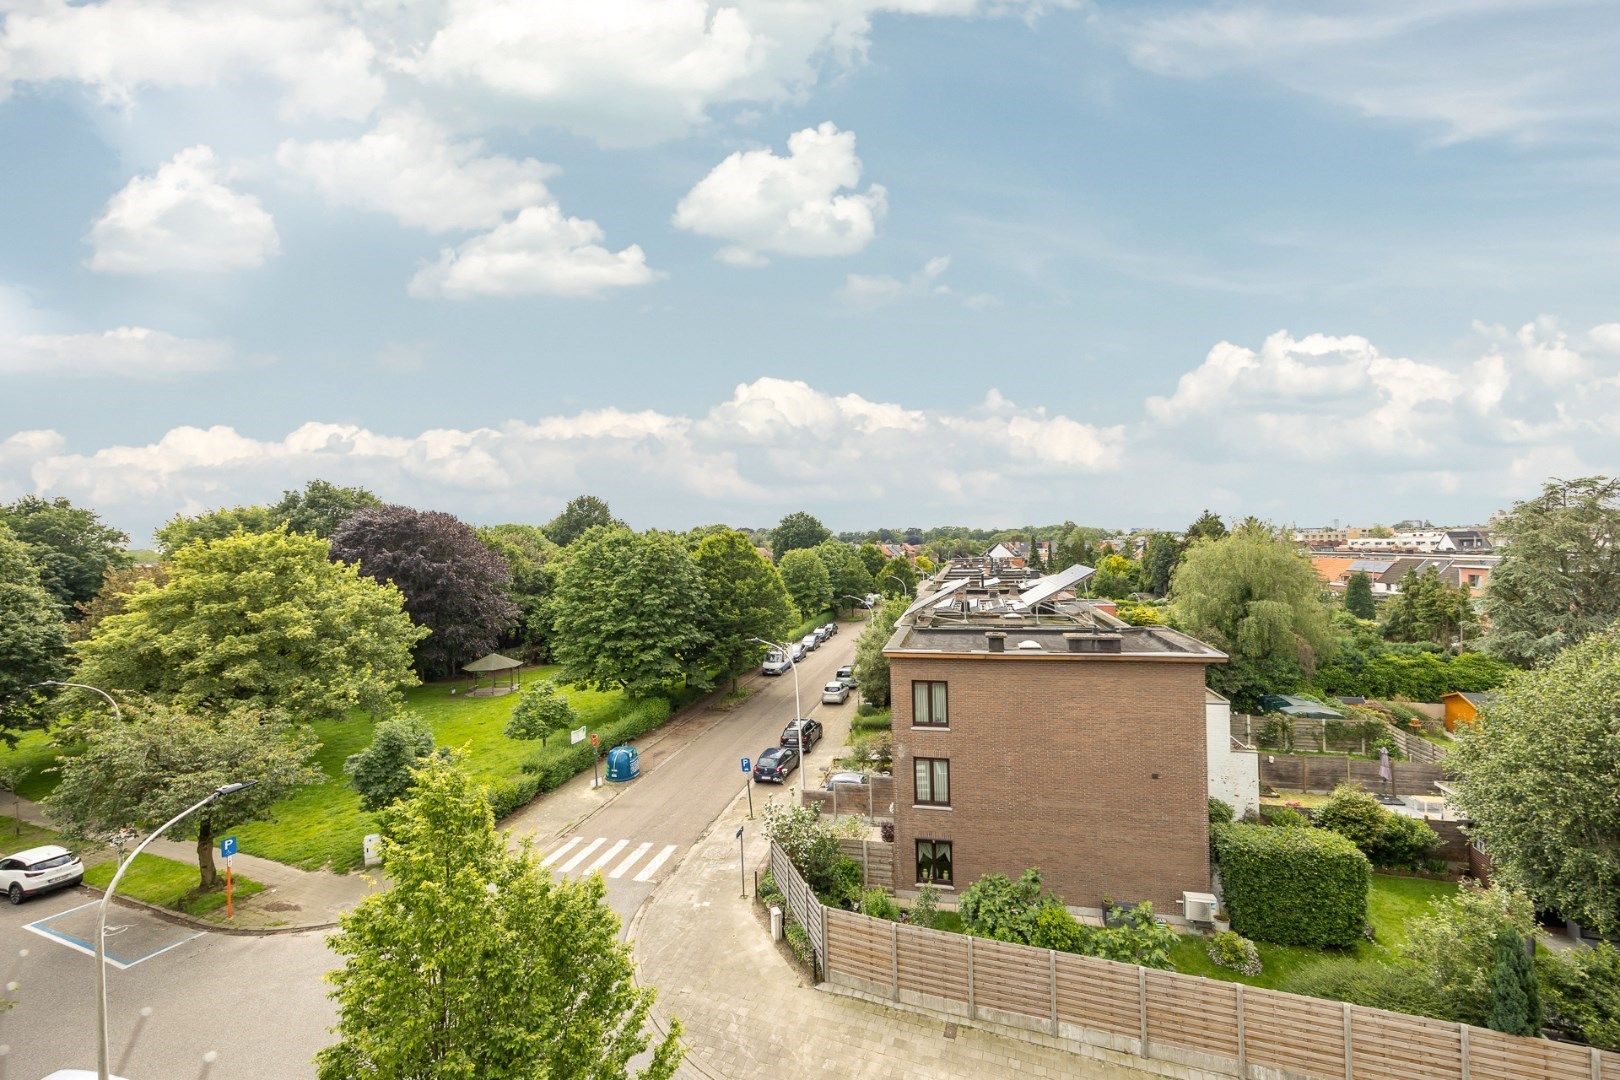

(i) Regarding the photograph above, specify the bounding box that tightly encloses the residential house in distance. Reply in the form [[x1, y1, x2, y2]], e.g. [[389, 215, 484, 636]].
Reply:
[[1311, 554, 1498, 599], [884, 563, 1255, 919], [983, 540, 1051, 567]]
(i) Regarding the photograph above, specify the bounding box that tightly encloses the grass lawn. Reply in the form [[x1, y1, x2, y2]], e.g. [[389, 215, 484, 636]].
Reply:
[[0, 729, 76, 801], [83, 853, 264, 917], [0, 814, 74, 854], [1168, 873, 1458, 989]]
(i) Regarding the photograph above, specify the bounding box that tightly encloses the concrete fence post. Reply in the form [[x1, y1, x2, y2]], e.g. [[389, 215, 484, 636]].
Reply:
[[1138, 966, 1150, 1058], [861, 840, 869, 888], [967, 936, 976, 1020], [890, 921, 900, 1000], [1235, 984, 1246, 1078], [1342, 1001, 1354, 1080], [1049, 950, 1058, 1036], [820, 903, 829, 983], [1458, 1023, 1469, 1080], [1592, 1044, 1602, 1080]]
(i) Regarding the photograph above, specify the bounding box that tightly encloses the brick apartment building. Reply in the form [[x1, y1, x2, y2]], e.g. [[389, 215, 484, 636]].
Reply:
[[885, 567, 1231, 919]]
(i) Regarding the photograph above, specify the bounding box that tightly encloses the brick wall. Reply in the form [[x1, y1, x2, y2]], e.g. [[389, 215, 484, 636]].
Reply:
[[888, 654, 1212, 915]]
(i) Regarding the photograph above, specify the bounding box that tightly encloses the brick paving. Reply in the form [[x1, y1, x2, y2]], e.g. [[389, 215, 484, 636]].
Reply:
[[630, 790, 1161, 1080]]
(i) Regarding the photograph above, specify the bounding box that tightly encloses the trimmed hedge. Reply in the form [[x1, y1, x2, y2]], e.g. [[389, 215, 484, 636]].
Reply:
[[488, 697, 674, 819], [1216, 823, 1371, 947]]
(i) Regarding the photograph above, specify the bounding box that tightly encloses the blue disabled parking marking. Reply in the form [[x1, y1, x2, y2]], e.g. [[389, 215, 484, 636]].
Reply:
[[24, 899, 204, 969]]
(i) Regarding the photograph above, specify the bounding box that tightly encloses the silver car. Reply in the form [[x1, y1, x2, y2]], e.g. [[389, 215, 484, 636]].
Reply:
[[821, 681, 850, 705], [761, 650, 790, 675], [800, 633, 820, 652]]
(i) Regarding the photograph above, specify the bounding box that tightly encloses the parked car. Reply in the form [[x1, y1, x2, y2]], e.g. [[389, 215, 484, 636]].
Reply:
[[820, 681, 850, 705], [790, 642, 807, 663], [751, 746, 799, 783], [780, 718, 824, 753], [864, 592, 881, 607], [835, 665, 858, 689], [812, 626, 831, 645], [2, 845, 84, 905], [761, 650, 790, 676], [822, 622, 838, 637], [825, 770, 869, 790], [800, 633, 820, 652]]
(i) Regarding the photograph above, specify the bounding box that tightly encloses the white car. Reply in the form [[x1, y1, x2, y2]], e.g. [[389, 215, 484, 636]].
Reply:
[[2, 844, 85, 905], [821, 681, 850, 705]]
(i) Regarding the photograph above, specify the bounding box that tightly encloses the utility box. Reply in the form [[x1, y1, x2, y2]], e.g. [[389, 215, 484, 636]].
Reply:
[[605, 745, 641, 783], [1183, 890, 1219, 929], [770, 906, 783, 942]]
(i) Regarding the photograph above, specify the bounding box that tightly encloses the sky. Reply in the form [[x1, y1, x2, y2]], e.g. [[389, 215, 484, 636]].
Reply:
[[2, 0, 1618, 545]]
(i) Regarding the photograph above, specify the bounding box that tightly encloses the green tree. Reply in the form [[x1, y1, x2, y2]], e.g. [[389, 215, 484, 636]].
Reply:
[[77, 529, 424, 720], [1141, 532, 1180, 596], [477, 524, 561, 660], [550, 528, 712, 697], [1090, 553, 1138, 599], [813, 540, 873, 615], [0, 523, 70, 729], [155, 504, 279, 555], [1383, 568, 1476, 646], [317, 760, 682, 1079], [505, 680, 577, 747], [543, 494, 625, 547], [691, 529, 795, 689], [770, 510, 831, 560], [0, 495, 130, 613], [1486, 928, 1541, 1037], [270, 479, 382, 537], [1484, 476, 1620, 666], [778, 548, 831, 623], [47, 700, 321, 889], [1402, 884, 1537, 1026], [1171, 522, 1334, 711], [851, 597, 905, 707], [345, 713, 439, 812], [878, 556, 917, 597], [70, 563, 166, 641], [857, 542, 888, 577], [1450, 626, 1620, 935], [1184, 509, 1227, 545], [1344, 571, 1376, 620]]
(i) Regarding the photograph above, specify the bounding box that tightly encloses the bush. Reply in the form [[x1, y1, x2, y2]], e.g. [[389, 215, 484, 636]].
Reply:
[[785, 920, 813, 967], [761, 803, 841, 896], [1092, 902, 1176, 969], [1206, 930, 1263, 977], [1028, 905, 1091, 952], [1402, 884, 1538, 1026], [1377, 812, 1442, 870], [1215, 823, 1370, 947], [1539, 943, 1620, 1051], [859, 887, 901, 921], [757, 869, 784, 908], [1315, 784, 1438, 869], [1262, 806, 1310, 829], [958, 868, 1059, 944], [909, 882, 941, 930], [1208, 797, 1235, 825], [1281, 958, 1446, 1016], [1485, 928, 1541, 1036], [824, 856, 864, 910]]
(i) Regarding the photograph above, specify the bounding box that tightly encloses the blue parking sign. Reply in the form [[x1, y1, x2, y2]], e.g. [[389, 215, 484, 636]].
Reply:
[[220, 835, 238, 859], [741, 757, 751, 773]]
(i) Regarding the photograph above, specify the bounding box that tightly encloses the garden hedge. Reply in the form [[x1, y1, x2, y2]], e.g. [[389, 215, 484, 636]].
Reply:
[[1216, 823, 1371, 947], [487, 696, 673, 819]]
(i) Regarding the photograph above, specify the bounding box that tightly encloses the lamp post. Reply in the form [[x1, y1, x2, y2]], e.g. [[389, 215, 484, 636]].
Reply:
[[94, 781, 257, 1080], [751, 637, 806, 797], [30, 680, 122, 721], [882, 573, 910, 598], [841, 595, 873, 618]]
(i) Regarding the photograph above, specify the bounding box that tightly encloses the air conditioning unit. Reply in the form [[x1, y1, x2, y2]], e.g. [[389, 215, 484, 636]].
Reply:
[[1183, 891, 1219, 927]]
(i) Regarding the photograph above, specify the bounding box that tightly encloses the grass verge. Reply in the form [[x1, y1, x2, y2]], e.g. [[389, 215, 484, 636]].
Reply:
[[84, 854, 264, 917]]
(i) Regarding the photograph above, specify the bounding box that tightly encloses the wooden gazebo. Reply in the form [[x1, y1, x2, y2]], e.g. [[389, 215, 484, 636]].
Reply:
[[462, 652, 522, 697]]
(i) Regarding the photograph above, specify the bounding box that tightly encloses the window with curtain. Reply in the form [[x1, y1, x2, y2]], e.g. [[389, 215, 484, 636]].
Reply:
[[915, 839, 953, 885], [914, 757, 950, 805], [911, 680, 948, 726]]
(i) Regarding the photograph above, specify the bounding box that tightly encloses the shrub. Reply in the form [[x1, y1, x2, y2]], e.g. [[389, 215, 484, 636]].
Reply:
[[345, 712, 441, 812], [1538, 942, 1620, 1051], [824, 856, 865, 910], [879, 820, 895, 843], [1315, 784, 1438, 869], [1259, 714, 1295, 752], [1377, 812, 1442, 870], [859, 886, 901, 921], [909, 883, 941, 930], [1215, 823, 1370, 947], [762, 803, 841, 894], [1485, 928, 1541, 1036], [958, 868, 1059, 944], [1028, 905, 1091, 952], [1208, 797, 1235, 825], [785, 920, 813, 966], [1402, 884, 1537, 1026], [1281, 958, 1446, 1016], [757, 869, 784, 908], [1262, 806, 1310, 829], [1092, 902, 1177, 969], [1206, 930, 1263, 977]]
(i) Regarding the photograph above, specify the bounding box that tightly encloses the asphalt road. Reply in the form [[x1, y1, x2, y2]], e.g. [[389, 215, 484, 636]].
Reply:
[[0, 626, 861, 1079], [527, 628, 860, 927]]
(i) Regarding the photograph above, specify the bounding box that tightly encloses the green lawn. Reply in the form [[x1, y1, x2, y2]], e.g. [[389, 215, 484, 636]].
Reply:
[[0, 813, 73, 853], [83, 853, 264, 917], [0, 729, 76, 801], [1168, 874, 1458, 989]]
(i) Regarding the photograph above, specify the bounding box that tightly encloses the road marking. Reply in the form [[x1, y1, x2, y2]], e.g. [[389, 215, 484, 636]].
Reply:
[[633, 844, 678, 882], [540, 837, 582, 867], [609, 842, 653, 879], [24, 901, 202, 970], [582, 838, 627, 875], [557, 837, 606, 873]]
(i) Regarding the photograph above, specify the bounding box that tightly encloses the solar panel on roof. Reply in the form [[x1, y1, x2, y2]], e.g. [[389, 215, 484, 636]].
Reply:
[[1014, 564, 1095, 609], [901, 578, 967, 619]]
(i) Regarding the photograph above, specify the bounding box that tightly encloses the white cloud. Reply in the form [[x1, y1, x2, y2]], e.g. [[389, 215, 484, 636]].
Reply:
[[0, 0, 383, 121], [673, 122, 887, 265], [839, 256, 953, 306], [408, 205, 660, 299], [1591, 324, 1620, 353], [406, 0, 1070, 145], [0, 326, 233, 378], [276, 112, 557, 233], [86, 146, 279, 275]]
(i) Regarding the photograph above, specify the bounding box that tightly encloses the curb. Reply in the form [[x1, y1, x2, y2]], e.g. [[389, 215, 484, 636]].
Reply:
[[74, 882, 338, 937]]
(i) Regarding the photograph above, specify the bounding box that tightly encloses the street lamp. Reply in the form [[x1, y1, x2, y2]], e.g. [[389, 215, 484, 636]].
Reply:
[[751, 637, 806, 797], [841, 595, 872, 617], [29, 680, 122, 721], [94, 781, 257, 1080], [882, 573, 911, 597]]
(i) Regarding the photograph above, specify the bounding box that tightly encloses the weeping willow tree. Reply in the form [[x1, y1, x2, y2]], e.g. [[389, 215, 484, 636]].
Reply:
[[1170, 522, 1334, 711]]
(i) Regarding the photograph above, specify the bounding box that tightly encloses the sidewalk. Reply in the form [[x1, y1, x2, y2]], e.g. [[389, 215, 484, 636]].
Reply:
[[630, 790, 1158, 1080], [11, 795, 377, 929]]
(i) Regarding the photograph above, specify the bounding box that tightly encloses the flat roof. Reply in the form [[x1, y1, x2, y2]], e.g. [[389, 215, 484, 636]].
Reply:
[[885, 622, 1226, 661]]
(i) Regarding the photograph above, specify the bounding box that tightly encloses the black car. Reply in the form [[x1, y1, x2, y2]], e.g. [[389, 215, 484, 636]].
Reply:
[[752, 746, 799, 783], [779, 718, 824, 754]]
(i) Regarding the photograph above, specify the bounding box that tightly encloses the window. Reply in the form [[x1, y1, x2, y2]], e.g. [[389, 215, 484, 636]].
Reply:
[[914, 758, 950, 806], [915, 840, 953, 886], [911, 680, 948, 727]]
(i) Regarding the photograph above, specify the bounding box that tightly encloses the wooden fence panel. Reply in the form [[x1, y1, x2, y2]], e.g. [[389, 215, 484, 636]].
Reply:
[[1259, 754, 1447, 795], [1145, 970, 1241, 1061], [1463, 1027, 1599, 1080], [836, 838, 894, 890], [769, 842, 823, 965], [968, 937, 1052, 1021], [1243, 987, 1354, 1078], [1349, 1005, 1463, 1080], [825, 908, 890, 986], [895, 923, 970, 1007], [1055, 953, 1141, 1039]]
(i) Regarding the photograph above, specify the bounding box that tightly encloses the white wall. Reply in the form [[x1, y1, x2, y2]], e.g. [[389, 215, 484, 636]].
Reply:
[[1206, 691, 1259, 819]]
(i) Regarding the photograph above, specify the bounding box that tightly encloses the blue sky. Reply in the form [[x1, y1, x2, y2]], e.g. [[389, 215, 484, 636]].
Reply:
[[2, 1, 1617, 543]]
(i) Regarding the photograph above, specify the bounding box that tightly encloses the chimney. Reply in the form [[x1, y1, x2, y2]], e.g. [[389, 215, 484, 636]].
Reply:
[[985, 632, 1006, 653], [1064, 632, 1123, 654]]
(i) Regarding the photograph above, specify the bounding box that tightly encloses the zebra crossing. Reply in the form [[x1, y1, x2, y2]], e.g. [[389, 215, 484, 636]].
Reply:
[[540, 835, 679, 884]]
